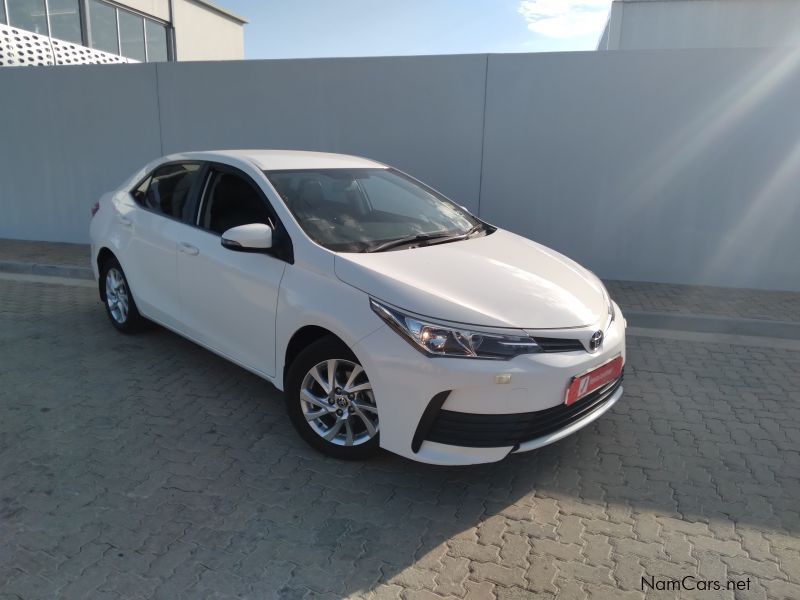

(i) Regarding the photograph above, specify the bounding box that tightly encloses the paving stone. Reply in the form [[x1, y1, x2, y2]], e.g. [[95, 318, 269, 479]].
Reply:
[[463, 580, 495, 600], [1, 276, 799, 599]]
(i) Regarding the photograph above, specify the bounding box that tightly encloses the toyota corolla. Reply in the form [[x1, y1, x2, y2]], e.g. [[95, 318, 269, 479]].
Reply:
[[89, 150, 625, 465]]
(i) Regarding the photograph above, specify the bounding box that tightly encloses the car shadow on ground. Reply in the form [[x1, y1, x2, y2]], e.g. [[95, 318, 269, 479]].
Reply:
[[1, 282, 798, 598]]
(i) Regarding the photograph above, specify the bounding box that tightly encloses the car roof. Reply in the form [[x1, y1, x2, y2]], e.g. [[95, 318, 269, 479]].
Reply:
[[174, 149, 387, 171]]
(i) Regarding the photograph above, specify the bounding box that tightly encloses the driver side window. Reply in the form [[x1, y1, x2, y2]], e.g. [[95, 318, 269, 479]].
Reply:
[[200, 170, 275, 235]]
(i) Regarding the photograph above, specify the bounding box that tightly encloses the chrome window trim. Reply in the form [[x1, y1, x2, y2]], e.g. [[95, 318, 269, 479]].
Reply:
[[43, 0, 52, 36], [195, 167, 213, 229]]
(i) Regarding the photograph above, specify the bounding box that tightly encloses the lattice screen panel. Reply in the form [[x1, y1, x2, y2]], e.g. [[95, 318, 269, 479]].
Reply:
[[51, 38, 130, 65], [0, 25, 54, 66], [0, 23, 139, 66]]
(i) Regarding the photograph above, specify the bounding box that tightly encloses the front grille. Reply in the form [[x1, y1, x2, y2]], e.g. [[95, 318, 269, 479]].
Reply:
[[534, 337, 585, 352], [425, 375, 622, 448]]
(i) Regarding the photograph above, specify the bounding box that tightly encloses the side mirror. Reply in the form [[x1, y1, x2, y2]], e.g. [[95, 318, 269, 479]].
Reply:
[[221, 223, 273, 252]]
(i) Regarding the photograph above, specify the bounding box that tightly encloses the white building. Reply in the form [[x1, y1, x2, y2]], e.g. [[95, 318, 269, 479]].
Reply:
[[598, 0, 800, 50], [0, 0, 246, 66]]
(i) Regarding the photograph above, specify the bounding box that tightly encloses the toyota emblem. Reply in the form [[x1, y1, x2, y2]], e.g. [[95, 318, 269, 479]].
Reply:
[[589, 330, 604, 351]]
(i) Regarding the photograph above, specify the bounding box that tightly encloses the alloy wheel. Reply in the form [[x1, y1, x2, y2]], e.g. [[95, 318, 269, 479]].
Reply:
[[105, 267, 130, 324], [300, 359, 378, 446]]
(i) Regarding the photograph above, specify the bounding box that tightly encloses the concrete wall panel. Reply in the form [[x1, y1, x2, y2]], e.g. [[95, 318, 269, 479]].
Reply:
[[155, 55, 488, 212], [480, 49, 800, 290], [0, 64, 162, 243], [1, 49, 799, 290]]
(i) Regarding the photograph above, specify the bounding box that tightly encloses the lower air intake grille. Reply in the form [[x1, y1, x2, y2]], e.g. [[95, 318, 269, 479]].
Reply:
[[425, 375, 622, 448]]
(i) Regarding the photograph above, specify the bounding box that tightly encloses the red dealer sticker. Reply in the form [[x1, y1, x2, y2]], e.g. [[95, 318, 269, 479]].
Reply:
[[565, 355, 624, 406]]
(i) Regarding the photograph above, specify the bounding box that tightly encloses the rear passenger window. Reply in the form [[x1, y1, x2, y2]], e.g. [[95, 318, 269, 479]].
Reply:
[[134, 163, 203, 222]]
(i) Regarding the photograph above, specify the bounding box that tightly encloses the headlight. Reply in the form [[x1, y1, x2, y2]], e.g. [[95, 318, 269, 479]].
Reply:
[[601, 283, 616, 323], [369, 298, 541, 359]]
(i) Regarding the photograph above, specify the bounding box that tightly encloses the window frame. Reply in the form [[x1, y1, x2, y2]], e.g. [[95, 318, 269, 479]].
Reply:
[[129, 160, 207, 225], [195, 162, 294, 264], [6, 0, 50, 35], [87, 0, 119, 54], [263, 167, 483, 253], [47, 0, 83, 45], [1, 0, 173, 61], [143, 16, 169, 62], [131, 161, 294, 264], [117, 7, 145, 62], [79, 0, 173, 61]]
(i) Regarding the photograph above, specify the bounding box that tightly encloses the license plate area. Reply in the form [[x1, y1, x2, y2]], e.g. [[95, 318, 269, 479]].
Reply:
[[565, 355, 624, 406]]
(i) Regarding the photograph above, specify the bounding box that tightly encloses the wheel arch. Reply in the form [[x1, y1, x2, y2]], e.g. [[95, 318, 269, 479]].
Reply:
[[282, 325, 348, 388], [96, 247, 117, 301]]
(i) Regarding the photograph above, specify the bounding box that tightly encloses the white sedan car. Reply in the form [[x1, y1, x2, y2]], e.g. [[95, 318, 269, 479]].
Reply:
[[90, 150, 625, 465]]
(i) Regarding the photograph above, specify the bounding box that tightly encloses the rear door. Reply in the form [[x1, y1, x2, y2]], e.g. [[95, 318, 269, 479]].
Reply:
[[124, 162, 205, 329], [176, 164, 288, 377]]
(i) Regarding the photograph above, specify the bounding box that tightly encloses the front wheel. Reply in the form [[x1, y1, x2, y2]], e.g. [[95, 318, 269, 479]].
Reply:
[[285, 336, 380, 459]]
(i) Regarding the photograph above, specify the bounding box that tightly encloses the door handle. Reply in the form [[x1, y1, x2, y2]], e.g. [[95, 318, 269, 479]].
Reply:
[[178, 242, 199, 256], [117, 214, 132, 227]]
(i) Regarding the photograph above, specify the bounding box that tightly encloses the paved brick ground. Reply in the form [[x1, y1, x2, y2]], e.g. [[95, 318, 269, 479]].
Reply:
[[1, 276, 799, 599], [0, 240, 90, 269], [605, 280, 800, 323]]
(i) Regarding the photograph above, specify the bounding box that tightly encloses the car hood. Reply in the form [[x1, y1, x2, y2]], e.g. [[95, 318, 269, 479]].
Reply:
[[334, 229, 607, 329]]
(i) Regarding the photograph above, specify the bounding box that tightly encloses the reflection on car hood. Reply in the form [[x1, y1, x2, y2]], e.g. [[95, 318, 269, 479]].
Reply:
[[334, 229, 607, 329]]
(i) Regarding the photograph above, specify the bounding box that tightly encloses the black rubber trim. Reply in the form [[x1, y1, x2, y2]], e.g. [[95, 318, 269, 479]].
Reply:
[[426, 374, 623, 448], [534, 337, 585, 352], [411, 390, 451, 453]]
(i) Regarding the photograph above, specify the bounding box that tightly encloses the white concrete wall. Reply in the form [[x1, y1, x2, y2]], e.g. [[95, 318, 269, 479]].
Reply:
[[1, 50, 798, 291], [172, 0, 244, 60], [155, 55, 486, 210], [0, 64, 162, 242], [479, 49, 800, 291], [601, 0, 800, 50], [119, 0, 170, 22]]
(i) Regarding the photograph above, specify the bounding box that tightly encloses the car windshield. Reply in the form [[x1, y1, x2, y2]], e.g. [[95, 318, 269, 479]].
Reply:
[[264, 168, 484, 252]]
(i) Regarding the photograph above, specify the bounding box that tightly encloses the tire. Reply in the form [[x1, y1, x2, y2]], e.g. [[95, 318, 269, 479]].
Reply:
[[285, 336, 380, 459], [99, 256, 145, 333]]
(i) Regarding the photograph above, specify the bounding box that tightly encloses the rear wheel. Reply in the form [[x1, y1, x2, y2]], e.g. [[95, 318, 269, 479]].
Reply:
[[285, 336, 379, 459], [100, 257, 145, 333]]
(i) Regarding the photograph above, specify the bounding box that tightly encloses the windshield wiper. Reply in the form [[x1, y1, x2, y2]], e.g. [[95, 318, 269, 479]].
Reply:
[[462, 222, 486, 238], [425, 222, 488, 244], [366, 231, 455, 253], [366, 223, 488, 253]]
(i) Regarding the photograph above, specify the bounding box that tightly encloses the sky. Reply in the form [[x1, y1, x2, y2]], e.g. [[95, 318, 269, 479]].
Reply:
[[214, 0, 612, 60]]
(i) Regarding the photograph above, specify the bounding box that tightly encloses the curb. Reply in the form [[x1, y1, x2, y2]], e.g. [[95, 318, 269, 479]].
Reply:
[[624, 310, 800, 341], [0, 260, 93, 281]]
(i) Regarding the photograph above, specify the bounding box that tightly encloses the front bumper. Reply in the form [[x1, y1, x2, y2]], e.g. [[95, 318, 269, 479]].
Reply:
[[352, 306, 626, 465]]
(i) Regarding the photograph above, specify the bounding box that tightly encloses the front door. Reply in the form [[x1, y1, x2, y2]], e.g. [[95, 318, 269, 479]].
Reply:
[[176, 166, 286, 378]]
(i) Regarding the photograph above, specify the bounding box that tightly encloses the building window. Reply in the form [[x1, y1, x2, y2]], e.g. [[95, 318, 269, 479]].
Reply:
[[48, 0, 82, 44], [88, 1, 170, 62], [118, 10, 145, 61], [2, 0, 172, 62], [145, 19, 168, 62], [7, 0, 49, 35], [89, 0, 118, 54]]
